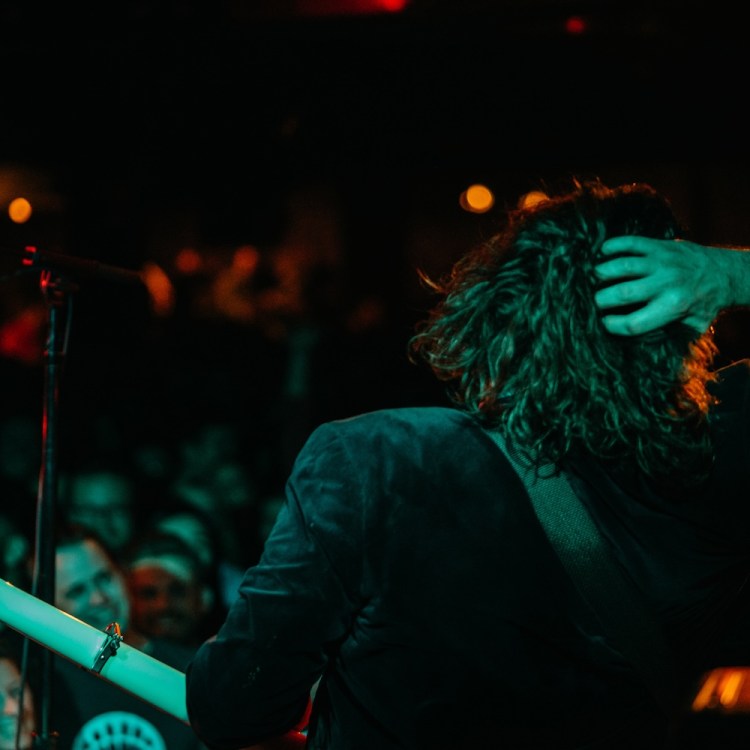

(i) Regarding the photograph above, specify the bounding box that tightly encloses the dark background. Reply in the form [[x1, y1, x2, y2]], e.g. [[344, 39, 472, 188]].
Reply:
[[2, 0, 750, 487]]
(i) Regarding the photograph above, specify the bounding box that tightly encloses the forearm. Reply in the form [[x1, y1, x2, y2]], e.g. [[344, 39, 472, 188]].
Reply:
[[716, 245, 750, 310]]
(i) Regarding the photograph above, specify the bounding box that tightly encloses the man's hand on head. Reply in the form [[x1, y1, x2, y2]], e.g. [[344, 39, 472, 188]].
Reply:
[[594, 236, 750, 336]]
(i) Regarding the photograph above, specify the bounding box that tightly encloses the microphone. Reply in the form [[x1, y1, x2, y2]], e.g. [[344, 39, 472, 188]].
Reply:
[[16, 245, 145, 286]]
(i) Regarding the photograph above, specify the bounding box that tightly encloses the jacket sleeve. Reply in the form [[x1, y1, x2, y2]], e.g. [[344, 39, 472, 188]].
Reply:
[[185, 422, 363, 749]]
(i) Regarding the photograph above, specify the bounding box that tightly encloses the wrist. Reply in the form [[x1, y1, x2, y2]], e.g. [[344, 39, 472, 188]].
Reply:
[[719, 246, 750, 310]]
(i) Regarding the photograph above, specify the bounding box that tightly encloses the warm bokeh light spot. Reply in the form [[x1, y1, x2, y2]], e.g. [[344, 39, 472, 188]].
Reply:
[[142, 261, 176, 316], [8, 197, 32, 223], [719, 671, 744, 708], [174, 247, 203, 274], [459, 184, 494, 214], [232, 245, 261, 277], [519, 190, 550, 209], [692, 667, 750, 712]]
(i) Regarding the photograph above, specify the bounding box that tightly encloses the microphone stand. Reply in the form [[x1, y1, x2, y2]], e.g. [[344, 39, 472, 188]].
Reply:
[[30, 269, 75, 749], [12, 246, 144, 750]]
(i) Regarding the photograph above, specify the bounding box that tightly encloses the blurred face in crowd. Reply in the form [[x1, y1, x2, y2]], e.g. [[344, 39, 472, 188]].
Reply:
[[0, 515, 30, 588], [65, 472, 135, 554], [55, 538, 130, 633], [0, 657, 35, 750], [127, 555, 209, 643], [154, 514, 214, 569]]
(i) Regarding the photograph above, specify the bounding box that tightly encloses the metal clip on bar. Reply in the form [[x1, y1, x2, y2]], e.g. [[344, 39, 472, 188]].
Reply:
[[92, 622, 124, 674]]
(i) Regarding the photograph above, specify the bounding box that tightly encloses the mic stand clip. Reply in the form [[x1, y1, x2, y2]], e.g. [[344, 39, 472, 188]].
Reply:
[[92, 622, 123, 674]]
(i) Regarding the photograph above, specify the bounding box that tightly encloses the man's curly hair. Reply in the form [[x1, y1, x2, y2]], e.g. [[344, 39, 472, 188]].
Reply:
[[409, 178, 718, 486]]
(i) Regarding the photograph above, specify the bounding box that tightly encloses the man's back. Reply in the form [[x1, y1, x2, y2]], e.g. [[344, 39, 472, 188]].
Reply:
[[187, 364, 750, 748]]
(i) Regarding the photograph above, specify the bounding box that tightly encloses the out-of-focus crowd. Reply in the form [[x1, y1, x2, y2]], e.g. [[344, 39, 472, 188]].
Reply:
[[0, 179, 457, 749]]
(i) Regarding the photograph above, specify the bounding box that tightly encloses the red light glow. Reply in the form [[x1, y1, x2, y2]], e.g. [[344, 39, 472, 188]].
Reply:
[[293, 0, 408, 15], [565, 16, 587, 35], [174, 247, 203, 274]]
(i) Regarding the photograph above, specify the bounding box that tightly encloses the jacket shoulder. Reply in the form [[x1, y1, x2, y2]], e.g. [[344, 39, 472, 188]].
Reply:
[[324, 405, 477, 439]]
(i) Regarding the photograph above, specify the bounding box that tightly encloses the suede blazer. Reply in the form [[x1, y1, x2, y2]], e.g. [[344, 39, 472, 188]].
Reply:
[[187, 361, 750, 749]]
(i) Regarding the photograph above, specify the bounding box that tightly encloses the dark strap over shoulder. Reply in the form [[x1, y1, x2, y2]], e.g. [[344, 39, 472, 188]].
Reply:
[[483, 428, 682, 718]]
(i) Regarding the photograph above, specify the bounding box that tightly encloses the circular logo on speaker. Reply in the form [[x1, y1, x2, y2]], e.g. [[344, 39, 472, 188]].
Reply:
[[71, 711, 166, 750]]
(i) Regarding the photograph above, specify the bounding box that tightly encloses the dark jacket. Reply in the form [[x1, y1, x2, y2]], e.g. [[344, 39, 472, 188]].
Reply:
[[186, 361, 750, 749]]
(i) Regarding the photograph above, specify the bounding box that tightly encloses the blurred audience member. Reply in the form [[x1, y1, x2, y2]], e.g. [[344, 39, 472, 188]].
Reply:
[[0, 423, 38, 616], [0, 512, 31, 590], [0, 637, 36, 750], [58, 461, 139, 562], [52, 525, 206, 750], [149, 503, 244, 611], [123, 530, 223, 649], [54, 526, 131, 638], [169, 421, 262, 570]]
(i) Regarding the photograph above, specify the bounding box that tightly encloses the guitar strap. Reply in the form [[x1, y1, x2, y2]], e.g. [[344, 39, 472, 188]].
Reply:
[[483, 428, 682, 719]]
